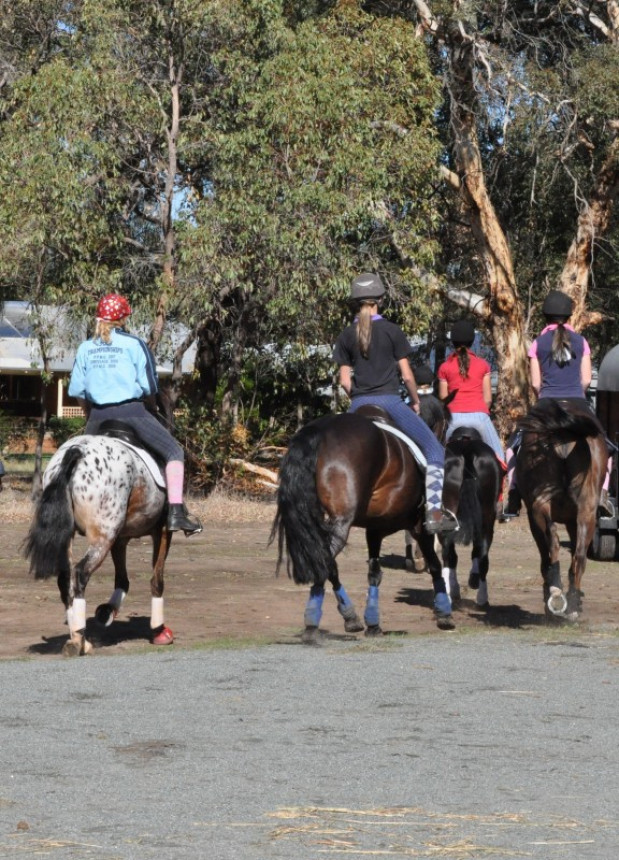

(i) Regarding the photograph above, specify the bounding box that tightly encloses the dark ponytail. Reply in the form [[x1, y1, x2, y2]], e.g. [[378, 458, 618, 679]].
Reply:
[[456, 345, 470, 379]]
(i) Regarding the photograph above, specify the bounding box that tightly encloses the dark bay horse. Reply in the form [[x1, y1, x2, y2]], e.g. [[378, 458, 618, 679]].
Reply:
[[23, 430, 174, 655], [271, 405, 455, 642], [440, 427, 503, 608], [516, 399, 608, 620]]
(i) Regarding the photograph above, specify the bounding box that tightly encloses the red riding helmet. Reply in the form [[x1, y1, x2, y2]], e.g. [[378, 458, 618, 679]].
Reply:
[[96, 293, 132, 321]]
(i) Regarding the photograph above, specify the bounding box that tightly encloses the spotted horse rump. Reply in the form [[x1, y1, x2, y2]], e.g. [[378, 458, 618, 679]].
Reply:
[[24, 434, 174, 655]]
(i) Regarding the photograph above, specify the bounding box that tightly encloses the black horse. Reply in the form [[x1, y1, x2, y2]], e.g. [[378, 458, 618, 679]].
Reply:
[[439, 426, 503, 608], [516, 399, 608, 620], [271, 403, 455, 642]]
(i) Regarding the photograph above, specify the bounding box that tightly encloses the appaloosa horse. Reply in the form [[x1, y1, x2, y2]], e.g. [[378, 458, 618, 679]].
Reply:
[[24, 428, 174, 655], [516, 399, 608, 620], [271, 404, 455, 642]]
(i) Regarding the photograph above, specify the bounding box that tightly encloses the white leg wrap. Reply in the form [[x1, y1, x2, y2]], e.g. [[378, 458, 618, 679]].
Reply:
[[442, 567, 453, 595], [67, 598, 86, 635], [150, 596, 164, 630], [109, 588, 127, 611]]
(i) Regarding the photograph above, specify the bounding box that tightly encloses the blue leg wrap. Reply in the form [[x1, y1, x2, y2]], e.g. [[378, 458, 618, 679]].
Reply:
[[434, 592, 452, 617], [334, 585, 352, 610], [304, 586, 324, 628], [364, 584, 380, 628]]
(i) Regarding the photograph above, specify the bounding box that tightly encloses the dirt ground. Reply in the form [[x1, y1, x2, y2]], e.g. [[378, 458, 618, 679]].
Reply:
[[1, 479, 619, 660]]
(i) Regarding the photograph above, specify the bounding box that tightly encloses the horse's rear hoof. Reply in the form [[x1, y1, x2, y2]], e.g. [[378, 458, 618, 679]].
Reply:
[[344, 616, 364, 633], [302, 626, 321, 645], [365, 625, 383, 637], [151, 625, 174, 646], [95, 603, 117, 627], [62, 637, 91, 657], [436, 614, 456, 631], [547, 587, 568, 617]]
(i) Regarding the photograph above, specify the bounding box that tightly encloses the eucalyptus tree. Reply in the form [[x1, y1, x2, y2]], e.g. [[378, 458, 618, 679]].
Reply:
[[179, 1, 443, 422], [365, 0, 619, 431]]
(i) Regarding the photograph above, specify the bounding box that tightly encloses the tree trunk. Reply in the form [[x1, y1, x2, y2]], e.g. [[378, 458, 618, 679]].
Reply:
[[446, 28, 531, 433], [557, 138, 619, 331]]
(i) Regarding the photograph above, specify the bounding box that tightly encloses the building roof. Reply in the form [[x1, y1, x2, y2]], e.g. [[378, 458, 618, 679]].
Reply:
[[0, 301, 196, 376]]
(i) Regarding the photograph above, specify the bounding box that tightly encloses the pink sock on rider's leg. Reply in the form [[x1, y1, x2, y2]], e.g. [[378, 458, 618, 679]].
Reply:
[[165, 461, 184, 504]]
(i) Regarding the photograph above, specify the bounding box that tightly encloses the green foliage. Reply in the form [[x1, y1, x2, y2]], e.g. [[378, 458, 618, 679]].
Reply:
[[47, 416, 86, 447]]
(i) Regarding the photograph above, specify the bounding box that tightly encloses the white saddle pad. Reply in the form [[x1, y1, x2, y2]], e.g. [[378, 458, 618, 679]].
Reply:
[[115, 440, 166, 488], [373, 421, 427, 470]]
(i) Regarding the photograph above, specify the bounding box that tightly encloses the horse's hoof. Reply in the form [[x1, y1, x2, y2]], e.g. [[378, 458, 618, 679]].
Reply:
[[62, 637, 89, 657], [365, 625, 383, 637], [94, 603, 117, 627], [547, 587, 568, 617], [476, 601, 490, 611], [436, 614, 456, 631], [151, 625, 174, 646], [344, 616, 364, 633], [302, 626, 321, 645]]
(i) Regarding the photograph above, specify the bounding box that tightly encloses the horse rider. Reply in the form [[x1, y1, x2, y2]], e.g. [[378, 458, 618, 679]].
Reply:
[[437, 319, 507, 469], [68, 293, 203, 535], [333, 272, 458, 535], [503, 289, 614, 517]]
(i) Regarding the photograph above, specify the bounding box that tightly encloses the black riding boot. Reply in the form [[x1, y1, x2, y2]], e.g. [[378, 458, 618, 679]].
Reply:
[[167, 503, 203, 535]]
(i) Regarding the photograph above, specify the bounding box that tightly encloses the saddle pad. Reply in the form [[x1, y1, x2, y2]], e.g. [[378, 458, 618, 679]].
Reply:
[[372, 421, 427, 470], [115, 440, 166, 489]]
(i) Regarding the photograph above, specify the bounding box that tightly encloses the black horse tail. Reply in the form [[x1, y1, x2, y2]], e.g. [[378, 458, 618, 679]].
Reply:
[[454, 468, 482, 547], [23, 446, 81, 580], [270, 423, 336, 586]]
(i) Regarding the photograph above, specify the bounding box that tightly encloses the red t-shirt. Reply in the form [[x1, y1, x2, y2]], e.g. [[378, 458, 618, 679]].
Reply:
[[437, 351, 491, 414]]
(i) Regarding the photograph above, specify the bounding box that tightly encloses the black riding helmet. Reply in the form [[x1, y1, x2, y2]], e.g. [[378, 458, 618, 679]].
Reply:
[[413, 364, 435, 387], [542, 290, 573, 318], [449, 319, 476, 347], [350, 272, 385, 302]]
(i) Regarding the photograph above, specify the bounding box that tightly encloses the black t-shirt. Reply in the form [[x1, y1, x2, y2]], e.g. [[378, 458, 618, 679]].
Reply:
[[333, 317, 412, 397]]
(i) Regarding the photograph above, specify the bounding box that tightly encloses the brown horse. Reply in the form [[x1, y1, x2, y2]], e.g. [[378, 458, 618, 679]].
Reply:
[[516, 399, 608, 620], [271, 404, 455, 642]]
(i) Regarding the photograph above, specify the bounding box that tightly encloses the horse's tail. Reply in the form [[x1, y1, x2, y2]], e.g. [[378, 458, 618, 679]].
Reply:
[[269, 424, 336, 586], [454, 469, 482, 546], [519, 399, 602, 440], [23, 446, 81, 580]]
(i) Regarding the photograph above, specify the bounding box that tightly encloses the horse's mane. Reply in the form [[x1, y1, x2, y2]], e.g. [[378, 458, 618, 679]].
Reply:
[[518, 399, 601, 440]]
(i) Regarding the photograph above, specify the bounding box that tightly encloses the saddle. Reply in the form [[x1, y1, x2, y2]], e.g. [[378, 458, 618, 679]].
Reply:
[[96, 420, 166, 489]]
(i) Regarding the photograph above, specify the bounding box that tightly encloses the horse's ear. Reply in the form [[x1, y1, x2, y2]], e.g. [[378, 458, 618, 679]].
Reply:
[[441, 390, 457, 408]]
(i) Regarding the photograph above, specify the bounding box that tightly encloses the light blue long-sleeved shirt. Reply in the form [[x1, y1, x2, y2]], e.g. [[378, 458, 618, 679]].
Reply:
[[68, 328, 159, 406]]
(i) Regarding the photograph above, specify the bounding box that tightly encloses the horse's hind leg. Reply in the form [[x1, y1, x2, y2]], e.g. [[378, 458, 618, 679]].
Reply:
[[95, 539, 130, 627], [364, 529, 384, 636], [471, 549, 490, 608], [149, 525, 174, 645], [418, 531, 455, 630], [565, 514, 594, 620], [529, 513, 565, 617], [63, 539, 111, 657], [328, 571, 364, 634], [440, 538, 460, 602]]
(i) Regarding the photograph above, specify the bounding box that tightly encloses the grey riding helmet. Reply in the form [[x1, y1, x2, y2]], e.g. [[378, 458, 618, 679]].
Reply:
[[350, 272, 385, 302]]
